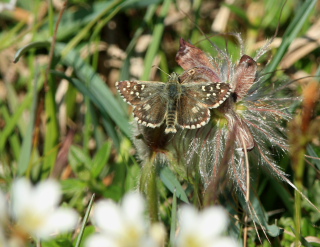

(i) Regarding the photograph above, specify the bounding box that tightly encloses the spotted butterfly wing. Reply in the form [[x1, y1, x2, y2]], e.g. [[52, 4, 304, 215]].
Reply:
[[115, 80, 167, 128], [177, 81, 231, 129]]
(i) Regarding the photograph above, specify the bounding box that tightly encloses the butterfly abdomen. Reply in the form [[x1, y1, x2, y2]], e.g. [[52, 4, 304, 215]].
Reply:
[[165, 98, 178, 133], [165, 83, 180, 133]]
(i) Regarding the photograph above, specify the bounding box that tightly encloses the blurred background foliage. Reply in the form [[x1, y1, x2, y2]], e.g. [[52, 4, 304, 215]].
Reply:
[[0, 0, 319, 246]]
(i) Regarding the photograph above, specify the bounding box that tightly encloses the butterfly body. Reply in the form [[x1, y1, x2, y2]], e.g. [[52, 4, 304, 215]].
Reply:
[[116, 70, 231, 134]]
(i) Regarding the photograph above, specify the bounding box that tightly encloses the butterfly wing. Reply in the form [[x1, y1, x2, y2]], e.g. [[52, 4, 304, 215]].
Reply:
[[176, 96, 211, 129], [176, 82, 231, 129], [181, 82, 231, 107], [116, 80, 167, 128], [179, 67, 221, 84]]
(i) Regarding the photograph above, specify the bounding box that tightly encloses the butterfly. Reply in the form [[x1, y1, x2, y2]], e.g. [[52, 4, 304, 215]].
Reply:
[[176, 38, 257, 149], [116, 68, 231, 134]]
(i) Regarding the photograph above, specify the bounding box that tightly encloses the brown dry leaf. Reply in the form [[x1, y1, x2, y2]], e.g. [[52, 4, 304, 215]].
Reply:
[[281, 19, 320, 68]]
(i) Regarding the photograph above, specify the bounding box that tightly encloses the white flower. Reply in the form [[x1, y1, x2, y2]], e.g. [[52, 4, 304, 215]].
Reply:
[[175, 206, 239, 247], [11, 178, 78, 240], [0, 190, 7, 223], [86, 192, 165, 247]]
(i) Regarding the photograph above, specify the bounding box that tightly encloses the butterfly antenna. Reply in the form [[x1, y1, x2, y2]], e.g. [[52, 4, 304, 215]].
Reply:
[[151, 65, 170, 77]]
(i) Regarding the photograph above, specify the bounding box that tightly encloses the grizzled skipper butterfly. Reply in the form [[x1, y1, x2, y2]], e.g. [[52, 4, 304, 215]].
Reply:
[[116, 68, 231, 134]]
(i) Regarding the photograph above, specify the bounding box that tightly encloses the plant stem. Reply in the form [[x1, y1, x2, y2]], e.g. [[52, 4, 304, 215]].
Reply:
[[140, 152, 159, 222]]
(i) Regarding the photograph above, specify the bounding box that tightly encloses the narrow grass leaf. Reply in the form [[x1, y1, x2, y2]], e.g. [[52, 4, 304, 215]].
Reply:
[[169, 188, 177, 246], [42, 77, 59, 177], [75, 194, 96, 247], [120, 4, 158, 80], [0, 99, 30, 151], [54, 43, 131, 137], [264, 0, 317, 76], [17, 75, 38, 175], [60, 0, 121, 58], [289, 226, 314, 247], [141, 0, 172, 80], [13, 41, 50, 63], [306, 145, 320, 170]]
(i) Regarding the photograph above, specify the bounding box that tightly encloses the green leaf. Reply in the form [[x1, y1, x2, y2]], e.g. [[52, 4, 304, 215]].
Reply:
[[60, 179, 88, 194], [160, 167, 189, 204], [68, 145, 92, 172], [239, 191, 283, 237], [91, 141, 112, 178], [124, 162, 141, 191]]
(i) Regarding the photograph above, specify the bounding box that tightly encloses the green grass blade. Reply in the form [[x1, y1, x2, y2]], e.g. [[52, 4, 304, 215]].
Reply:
[[17, 73, 39, 175], [60, 0, 121, 58], [51, 69, 131, 137], [75, 193, 95, 247], [120, 4, 158, 80], [141, 0, 172, 80], [0, 95, 32, 152], [264, 0, 317, 75], [169, 188, 177, 246], [13, 41, 50, 63]]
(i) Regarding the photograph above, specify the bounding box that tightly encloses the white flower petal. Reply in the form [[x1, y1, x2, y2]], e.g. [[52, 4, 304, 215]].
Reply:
[[10, 178, 76, 240], [179, 205, 198, 234], [11, 178, 32, 219], [32, 180, 61, 214], [36, 208, 78, 239], [198, 207, 228, 239], [177, 205, 236, 247], [149, 223, 166, 247], [122, 192, 145, 223], [85, 233, 117, 247], [93, 200, 124, 236], [210, 237, 239, 247]]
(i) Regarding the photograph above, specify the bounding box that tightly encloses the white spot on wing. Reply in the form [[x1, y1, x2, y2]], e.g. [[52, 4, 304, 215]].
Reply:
[[191, 107, 198, 113], [143, 104, 151, 110]]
